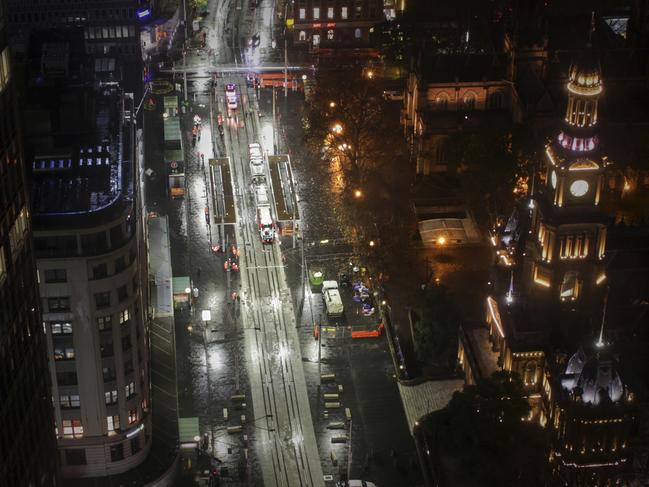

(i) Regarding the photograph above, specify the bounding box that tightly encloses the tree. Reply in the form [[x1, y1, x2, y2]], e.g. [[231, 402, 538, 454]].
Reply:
[[445, 114, 536, 218], [302, 70, 405, 189], [430, 371, 546, 486], [413, 282, 457, 368]]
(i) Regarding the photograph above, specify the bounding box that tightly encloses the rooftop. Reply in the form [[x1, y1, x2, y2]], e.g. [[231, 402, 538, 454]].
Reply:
[[418, 53, 510, 84], [23, 28, 132, 228]]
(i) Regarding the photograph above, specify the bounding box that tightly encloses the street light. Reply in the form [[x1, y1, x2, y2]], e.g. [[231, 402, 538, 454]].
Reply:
[[365, 69, 374, 79], [354, 189, 362, 198], [369, 240, 375, 248], [329, 101, 336, 108], [437, 236, 447, 246], [331, 123, 343, 134]]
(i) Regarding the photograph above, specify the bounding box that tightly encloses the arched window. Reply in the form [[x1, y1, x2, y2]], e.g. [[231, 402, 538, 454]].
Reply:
[[298, 31, 306, 41], [354, 28, 361, 39], [489, 92, 503, 109], [327, 29, 334, 40], [435, 93, 449, 110], [463, 92, 477, 110]]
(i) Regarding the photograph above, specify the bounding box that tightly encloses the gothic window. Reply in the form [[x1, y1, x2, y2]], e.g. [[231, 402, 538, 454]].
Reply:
[[488, 91, 503, 109], [463, 92, 477, 110], [560, 271, 580, 301], [298, 31, 306, 41], [523, 362, 538, 385], [435, 93, 449, 110]]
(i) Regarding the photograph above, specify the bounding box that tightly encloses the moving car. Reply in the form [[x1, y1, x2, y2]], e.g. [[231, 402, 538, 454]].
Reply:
[[225, 83, 237, 110]]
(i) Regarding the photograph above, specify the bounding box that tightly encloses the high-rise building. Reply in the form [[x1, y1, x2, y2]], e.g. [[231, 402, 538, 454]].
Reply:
[[21, 28, 150, 478], [0, 1, 59, 484], [4, 0, 144, 59]]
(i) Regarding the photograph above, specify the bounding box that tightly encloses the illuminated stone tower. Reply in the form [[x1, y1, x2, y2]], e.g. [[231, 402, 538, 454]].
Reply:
[[527, 48, 608, 306]]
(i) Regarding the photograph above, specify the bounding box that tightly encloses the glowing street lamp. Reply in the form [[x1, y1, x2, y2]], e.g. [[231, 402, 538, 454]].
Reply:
[[354, 189, 362, 198], [331, 123, 343, 134], [369, 240, 375, 247], [329, 101, 336, 108]]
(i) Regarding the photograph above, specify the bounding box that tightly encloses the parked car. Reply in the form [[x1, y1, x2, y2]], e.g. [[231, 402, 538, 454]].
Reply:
[[382, 90, 404, 101]]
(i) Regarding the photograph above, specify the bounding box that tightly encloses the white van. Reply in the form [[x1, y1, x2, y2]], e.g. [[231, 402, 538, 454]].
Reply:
[[322, 280, 344, 317]]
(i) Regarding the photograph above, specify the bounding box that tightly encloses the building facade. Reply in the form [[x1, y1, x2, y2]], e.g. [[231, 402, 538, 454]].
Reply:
[[23, 30, 150, 478], [0, 1, 59, 483], [402, 54, 522, 175], [291, 0, 384, 48]]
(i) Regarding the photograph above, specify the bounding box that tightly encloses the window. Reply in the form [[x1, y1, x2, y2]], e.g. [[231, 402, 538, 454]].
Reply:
[[57, 371, 78, 386], [435, 94, 449, 110], [50, 321, 73, 334], [354, 28, 361, 39], [118, 285, 128, 302], [131, 436, 141, 454], [489, 91, 503, 109], [122, 333, 132, 351], [107, 415, 120, 434], [463, 93, 477, 110], [299, 7, 305, 19], [48, 297, 70, 312], [327, 29, 334, 40], [0, 47, 11, 94], [341, 6, 348, 19], [128, 408, 138, 424], [299, 30, 306, 41], [95, 291, 111, 308], [125, 381, 135, 398], [65, 449, 87, 466], [98, 315, 112, 331], [313, 7, 320, 19], [355, 5, 362, 18], [110, 443, 124, 462], [44, 269, 67, 283], [103, 367, 115, 382], [93, 263, 108, 279], [115, 256, 126, 272], [560, 271, 581, 301], [327, 7, 334, 18], [105, 389, 118, 405], [119, 309, 130, 324], [60, 395, 80, 408], [63, 419, 84, 438], [53, 337, 75, 360]]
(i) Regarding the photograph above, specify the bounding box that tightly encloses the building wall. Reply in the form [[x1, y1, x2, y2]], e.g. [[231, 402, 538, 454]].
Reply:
[[36, 207, 150, 477], [0, 1, 59, 483], [292, 0, 383, 46]]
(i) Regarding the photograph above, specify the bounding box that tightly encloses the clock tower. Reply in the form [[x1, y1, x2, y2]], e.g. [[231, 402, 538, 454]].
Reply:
[[527, 48, 608, 306]]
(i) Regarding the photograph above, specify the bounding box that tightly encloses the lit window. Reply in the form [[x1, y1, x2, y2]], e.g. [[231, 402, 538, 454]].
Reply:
[[125, 381, 135, 398], [63, 419, 84, 438], [463, 93, 476, 110], [105, 389, 118, 405], [341, 6, 348, 19], [299, 30, 306, 41], [119, 309, 129, 325], [50, 321, 73, 334], [60, 395, 80, 408], [0, 47, 11, 93], [107, 415, 120, 434], [97, 315, 112, 330], [313, 7, 320, 19], [327, 7, 334, 19], [128, 408, 138, 424], [9, 207, 29, 258], [560, 271, 580, 301], [327, 29, 334, 40], [53, 337, 75, 360], [299, 8, 305, 19]]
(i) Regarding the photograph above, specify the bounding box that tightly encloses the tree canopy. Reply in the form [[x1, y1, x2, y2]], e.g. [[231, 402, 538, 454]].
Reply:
[[413, 282, 457, 369], [425, 371, 546, 486]]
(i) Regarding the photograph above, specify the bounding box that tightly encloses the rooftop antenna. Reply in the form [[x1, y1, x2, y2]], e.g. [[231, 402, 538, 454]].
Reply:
[[596, 286, 609, 348], [587, 11, 595, 47]]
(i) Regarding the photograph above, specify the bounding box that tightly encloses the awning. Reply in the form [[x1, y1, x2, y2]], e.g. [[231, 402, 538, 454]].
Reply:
[[172, 276, 191, 295], [178, 416, 200, 444]]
